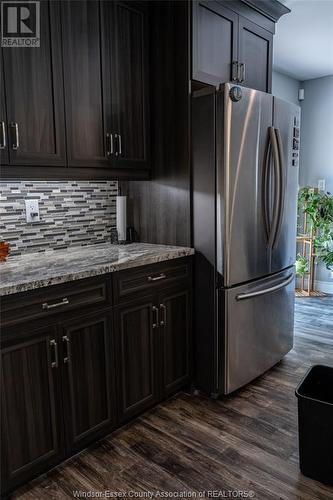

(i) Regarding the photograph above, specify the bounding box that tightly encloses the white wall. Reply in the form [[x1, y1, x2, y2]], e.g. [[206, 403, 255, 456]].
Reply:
[[298, 75, 333, 287], [299, 75, 333, 194], [272, 70, 300, 105]]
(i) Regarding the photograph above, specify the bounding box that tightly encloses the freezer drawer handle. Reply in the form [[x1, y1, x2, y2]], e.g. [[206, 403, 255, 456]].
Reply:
[[236, 273, 294, 301]]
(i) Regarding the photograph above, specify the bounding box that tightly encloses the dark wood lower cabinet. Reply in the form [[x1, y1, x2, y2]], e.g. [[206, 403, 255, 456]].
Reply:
[[116, 296, 158, 420], [1, 310, 117, 496], [160, 288, 191, 396], [1, 326, 65, 494], [61, 311, 116, 454], [0, 260, 192, 496], [115, 285, 192, 421]]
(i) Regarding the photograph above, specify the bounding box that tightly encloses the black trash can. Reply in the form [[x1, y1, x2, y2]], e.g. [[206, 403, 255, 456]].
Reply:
[[295, 364, 333, 486]]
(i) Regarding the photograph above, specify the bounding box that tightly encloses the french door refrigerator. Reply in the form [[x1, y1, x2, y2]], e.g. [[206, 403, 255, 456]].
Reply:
[[192, 83, 300, 396]]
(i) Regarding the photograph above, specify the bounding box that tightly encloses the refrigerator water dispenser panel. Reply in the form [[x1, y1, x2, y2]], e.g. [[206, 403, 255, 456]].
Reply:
[[292, 118, 300, 166]]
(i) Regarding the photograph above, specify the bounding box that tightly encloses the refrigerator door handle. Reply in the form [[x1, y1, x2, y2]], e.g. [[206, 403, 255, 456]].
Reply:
[[236, 273, 294, 301], [267, 127, 281, 249], [262, 132, 271, 242], [272, 128, 285, 249]]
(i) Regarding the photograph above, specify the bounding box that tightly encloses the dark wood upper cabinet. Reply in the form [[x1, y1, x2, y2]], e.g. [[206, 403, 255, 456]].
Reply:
[[238, 16, 273, 92], [192, 0, 275, 92], [159, 287, 191, 396], [0, 55, 9, 166], [61, 0, 149, 170], [108, 1, 149, 169], [61, 311, 116, 453], [1, 326, 64, 493], [61, 0, 111, 168], [192, 0, 238, 86], [2, 1, 66, 166], [116, 296, 158, 420]]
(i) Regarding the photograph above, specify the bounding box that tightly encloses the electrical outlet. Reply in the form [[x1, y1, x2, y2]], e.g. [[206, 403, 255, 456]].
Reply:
[[318, 179, 326, 192], [25, 199, 40, 223]]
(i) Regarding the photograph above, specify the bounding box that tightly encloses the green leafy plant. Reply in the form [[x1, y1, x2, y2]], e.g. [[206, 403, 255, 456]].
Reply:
[[321, 251, 333, 271], [298, 187, 333, 271], [295, 254, 309, 277]]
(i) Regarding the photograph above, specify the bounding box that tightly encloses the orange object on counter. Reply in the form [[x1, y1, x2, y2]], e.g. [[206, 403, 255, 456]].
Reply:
[[0, 242, 10, 262]]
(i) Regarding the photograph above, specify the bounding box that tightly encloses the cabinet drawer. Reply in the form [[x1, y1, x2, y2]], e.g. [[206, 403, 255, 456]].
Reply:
[[1, 276, 112, 327], [114, 258, 191, 304]]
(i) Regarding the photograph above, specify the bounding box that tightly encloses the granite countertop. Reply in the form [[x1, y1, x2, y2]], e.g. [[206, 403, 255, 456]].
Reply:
[[0, 243, 194, 296]]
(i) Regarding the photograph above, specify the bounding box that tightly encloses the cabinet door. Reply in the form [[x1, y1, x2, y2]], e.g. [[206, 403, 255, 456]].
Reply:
[[159, 288, 191, 396], [192, 0, 238, 86], [0, 54, 9, 165], [238, 17, 273, 92], [61, 1, 111, 167], [2, 1, 66, 166], [1, 327, 64, 495], [116, 296, 158, 420], [107, 1, 149, 169], [61, 311, 116, 454]]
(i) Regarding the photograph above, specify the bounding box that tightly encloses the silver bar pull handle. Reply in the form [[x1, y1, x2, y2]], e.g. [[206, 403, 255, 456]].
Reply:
[[236, 273, 294, 301], [42, 297, 69, 311], [114, 133, 119, 156], [152, 306, 159, 329], [0, 121, 6, 149], [62, 335, 70, 364], [118, 133, 122, 156], [232, 61, 238, 82], [147, 273, 166, 282], [50, 339, 59, 368], [11, 122, 19, 150], [106, 132, 114, 156], [160, 303, 167, 326], [239, 63, 245, 83]]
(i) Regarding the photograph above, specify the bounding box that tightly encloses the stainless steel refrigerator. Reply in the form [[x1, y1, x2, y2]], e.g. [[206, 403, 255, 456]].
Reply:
[[192, 83, 300, 396]]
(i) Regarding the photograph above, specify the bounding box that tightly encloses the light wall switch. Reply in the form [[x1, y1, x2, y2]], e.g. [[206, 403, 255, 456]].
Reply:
[[25, 199, 40, 223], [318, 179, 326, 192]]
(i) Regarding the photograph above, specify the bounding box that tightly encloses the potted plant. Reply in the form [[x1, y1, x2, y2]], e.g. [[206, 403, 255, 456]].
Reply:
[[321, 250, 333, 278], [295, 254, 309, 277], [297, 187, 333, 281]]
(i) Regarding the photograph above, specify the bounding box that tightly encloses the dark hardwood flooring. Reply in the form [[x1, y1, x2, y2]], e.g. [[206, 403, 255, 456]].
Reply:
[[13, 296, 333, 499]]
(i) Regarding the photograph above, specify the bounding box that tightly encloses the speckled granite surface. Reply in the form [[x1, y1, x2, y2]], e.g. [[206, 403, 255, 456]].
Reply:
[[0, 243, 194, 296]]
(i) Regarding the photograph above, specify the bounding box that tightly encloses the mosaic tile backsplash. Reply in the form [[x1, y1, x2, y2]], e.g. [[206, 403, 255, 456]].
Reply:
[[0, 181, 118, 256]]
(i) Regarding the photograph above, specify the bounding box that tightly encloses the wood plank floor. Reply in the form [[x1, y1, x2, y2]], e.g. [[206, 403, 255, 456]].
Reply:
[[14, 296, 333, 500]]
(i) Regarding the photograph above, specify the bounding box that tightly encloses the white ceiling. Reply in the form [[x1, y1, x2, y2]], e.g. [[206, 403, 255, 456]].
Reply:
[[273, 0, 333, 81]]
